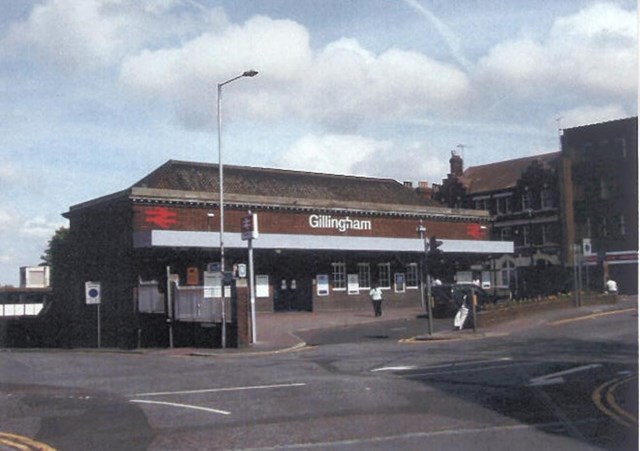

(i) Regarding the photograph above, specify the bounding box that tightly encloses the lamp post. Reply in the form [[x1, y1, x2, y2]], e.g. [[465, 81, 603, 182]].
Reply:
[[217, 70, 258, 272], [417, 221, 433, 336]]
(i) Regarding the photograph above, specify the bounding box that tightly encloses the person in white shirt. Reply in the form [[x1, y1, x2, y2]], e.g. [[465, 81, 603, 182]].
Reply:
[[369, 284, 383, 317]]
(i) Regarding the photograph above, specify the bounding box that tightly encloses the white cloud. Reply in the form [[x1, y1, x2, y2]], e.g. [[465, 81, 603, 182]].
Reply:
[[19, 216, 65, 240], [276, 134, 388, 175], [0, 208, 18, 230], [276, 134, 448, 184], [476, 3, 637, 102], [0, 0, 223, 71], [119, 15, 470, 131], [558, 104, 630, 129]]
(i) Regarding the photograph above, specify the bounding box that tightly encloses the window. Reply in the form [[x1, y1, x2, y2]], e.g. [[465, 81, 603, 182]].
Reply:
[[522, 192, 531, 211], [619, 215, 626, 236], [500, 227, 512, 241], [474, 198, 489, 211], [600, 217, 608, 238], [406, 263, 419, 288], [500, 260, 516, 288], [357, 263, 371, 289], [331, 261, 346, 290], [615, 138, 627, 158], [377, 263, 391, 289], [599, 179, 610, 199], [541, 223, 552, 244], [540, 188, 553, 209], [585, 218, 592, 238], [522, 226, 531, 246], [504, 196, 512, 213]]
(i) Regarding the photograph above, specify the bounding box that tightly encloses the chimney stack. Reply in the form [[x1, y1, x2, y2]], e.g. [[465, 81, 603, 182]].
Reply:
[[449, 151, 464, 177]]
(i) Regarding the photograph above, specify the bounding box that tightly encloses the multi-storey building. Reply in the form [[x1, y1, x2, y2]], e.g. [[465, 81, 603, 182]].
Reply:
[[560, 117, 638, 294]]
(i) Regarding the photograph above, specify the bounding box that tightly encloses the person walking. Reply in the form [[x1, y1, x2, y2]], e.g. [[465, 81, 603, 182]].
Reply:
[[605, 277, 618, 295], [369, 284, 383, 317]]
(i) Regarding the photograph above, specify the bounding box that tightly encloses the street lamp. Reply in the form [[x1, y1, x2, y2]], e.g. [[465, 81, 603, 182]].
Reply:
[[217, 70, 258, 272]]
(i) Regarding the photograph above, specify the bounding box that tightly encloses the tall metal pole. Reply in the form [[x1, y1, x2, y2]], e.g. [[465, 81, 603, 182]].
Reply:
[[248, 233, 257, 344], [216, 70, 258, 349], [417, 222, 433, 335], [216, 70, 258, 273]]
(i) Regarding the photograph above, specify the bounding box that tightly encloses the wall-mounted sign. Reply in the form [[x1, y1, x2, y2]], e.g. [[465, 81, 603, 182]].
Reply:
[[186, 267, 199, 285], [347, 274, 359, 295], [204, 271, 222, 298], [466, 223, 487, 239], [144, 207, 178, 229], [256, 275, 270, 298], [394, 273, 406, 293], [308, 215, 372, 232], [316, 274, 329, 296]]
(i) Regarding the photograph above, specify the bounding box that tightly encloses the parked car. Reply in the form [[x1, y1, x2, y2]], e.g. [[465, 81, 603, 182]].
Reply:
[[429, 284, 508, 318]]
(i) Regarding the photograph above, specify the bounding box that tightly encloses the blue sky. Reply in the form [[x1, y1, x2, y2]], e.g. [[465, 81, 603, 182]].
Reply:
[[0, 0, 637, 285]]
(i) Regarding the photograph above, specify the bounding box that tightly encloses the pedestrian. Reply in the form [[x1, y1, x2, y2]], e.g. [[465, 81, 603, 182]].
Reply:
[[605, 277, 618, 295], [369, 283, 383, 317]]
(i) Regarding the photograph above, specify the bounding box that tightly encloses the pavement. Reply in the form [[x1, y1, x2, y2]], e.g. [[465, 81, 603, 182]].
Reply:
[[180, 295, 637, 357]]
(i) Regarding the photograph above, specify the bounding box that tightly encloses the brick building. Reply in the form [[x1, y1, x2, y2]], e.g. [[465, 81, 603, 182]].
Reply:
[[433, 116, 638, 297], [560, 116, 638, 294], [55, 160, 512, 348], [433, 151, 563, 297]]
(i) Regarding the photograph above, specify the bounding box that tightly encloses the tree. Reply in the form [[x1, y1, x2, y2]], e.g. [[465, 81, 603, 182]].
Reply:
[[41, 227, 71, 283]]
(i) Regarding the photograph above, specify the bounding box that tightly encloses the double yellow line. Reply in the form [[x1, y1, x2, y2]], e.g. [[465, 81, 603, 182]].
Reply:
[[592, 375, 638, 428], [0, 432, 56, 450], [549, 308, 637, 326]]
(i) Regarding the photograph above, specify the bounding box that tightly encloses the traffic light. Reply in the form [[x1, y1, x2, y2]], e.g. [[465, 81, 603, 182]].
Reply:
[[428, 236, 443, 255]]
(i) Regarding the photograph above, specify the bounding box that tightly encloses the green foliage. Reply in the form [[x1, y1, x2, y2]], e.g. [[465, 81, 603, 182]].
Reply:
[[41, 227, 71, 281]]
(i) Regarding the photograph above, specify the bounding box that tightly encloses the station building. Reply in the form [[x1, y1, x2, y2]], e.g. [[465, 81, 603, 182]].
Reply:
[[57, 160, 512, 348]]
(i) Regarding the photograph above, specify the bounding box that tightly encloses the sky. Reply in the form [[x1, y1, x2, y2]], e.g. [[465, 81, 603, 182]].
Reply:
[[0, 0, 637, 286]]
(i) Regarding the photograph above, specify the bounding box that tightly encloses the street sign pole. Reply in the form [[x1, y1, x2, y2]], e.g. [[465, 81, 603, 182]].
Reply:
[[242, 211, 259, 344], [166, 266, 174, 349], [85, 281, 102, 348], [417, 223, 433, 336], [248, 235, 257, 343], [97, 304, 101, 348]]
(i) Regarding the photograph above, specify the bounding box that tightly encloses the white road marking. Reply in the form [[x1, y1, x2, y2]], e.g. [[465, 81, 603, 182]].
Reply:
[[133, 382, 306, 397], [130, 399, 231, 415], [528, 364, 602, 387], [371, 357, 512, 373], [371, 366, 417, 372]]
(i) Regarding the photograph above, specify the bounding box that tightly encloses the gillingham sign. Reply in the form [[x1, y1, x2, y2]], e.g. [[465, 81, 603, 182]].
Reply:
[[308, 214, 372, 233]]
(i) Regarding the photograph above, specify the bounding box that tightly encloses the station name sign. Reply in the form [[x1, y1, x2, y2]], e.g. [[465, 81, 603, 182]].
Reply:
[[308, 214, 372, 232]]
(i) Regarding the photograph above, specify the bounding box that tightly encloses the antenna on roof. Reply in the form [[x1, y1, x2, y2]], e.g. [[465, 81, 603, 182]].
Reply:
[[456, 143, 472, 161]]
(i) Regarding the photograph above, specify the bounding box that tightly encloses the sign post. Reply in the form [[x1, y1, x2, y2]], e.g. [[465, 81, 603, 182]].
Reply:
[[417, 222, 433, 336], [241, 212, 259, 344], [85, 281, 101, 348]]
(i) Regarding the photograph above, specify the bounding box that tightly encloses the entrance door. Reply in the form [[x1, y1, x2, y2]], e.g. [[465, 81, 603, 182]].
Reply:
[[274, 276, 312, 311]]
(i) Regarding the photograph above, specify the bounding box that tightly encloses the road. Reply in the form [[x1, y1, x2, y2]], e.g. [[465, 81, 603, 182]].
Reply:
[[0, 304, 637, 450]]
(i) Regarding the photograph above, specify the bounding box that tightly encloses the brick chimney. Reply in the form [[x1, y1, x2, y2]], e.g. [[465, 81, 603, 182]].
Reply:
[[449, 151, 463, 177]]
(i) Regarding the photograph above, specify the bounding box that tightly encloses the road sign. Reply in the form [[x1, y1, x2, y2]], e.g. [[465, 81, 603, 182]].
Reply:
[[241, 213, 259, 241], [85, 281, 101, 305]]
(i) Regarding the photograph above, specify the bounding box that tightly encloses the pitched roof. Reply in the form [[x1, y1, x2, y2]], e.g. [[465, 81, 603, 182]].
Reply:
[[133, 160, 441, 207], [459, 152, 559, 194]]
